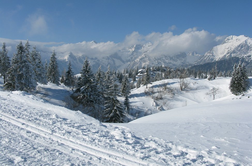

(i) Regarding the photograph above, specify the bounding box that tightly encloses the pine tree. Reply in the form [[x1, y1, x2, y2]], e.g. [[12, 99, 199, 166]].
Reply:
[[103, 74, 125, 123], [47, 51, 60, 85], [104, 66, 112, 92], [121, 75, 130, 97], [64, 61, 75, 87], [208, 64, 218, 81], [230, 63, 250, 95], [124, 94, 130, 113], [144, 67, 151, 87], [0, 43, 11, 83], [4, 42, 36, 91], [18, 41, 37, 91], [95, 66, 105, 92], [71, 59, 102, 119], [136, 77, 141, 88], [30, 47, 47, 84], [3, 55, 18, 91]]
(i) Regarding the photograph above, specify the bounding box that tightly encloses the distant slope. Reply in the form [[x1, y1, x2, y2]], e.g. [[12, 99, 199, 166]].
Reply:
[[190, 57, 251, 72]]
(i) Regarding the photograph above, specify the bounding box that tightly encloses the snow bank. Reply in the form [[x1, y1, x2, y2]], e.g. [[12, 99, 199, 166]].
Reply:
[[0, 77, 242, 165], [117, 77, 252, 165]]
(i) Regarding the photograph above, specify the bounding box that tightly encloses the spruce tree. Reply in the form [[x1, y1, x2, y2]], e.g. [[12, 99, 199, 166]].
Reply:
[[0, 43, 11, 83], [30, 47, 47, 84], [4, 41, 36, 91], [144, 67, 151, 87], [71, 59, 102, 119], [103, 74, 125, 123], [230, 63, 250, 95], [64, 61, 75, 87], [47, 51, 60, 85], [95, 66, 105, 92], [121, 75, 130, 97], [124, 94, 130, 113], [3, 55, 18, 91], [136, 77, 141, 88], [18, 41, 37, 91]]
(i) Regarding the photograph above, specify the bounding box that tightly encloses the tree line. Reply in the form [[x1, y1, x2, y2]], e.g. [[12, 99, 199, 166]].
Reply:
[[1, 42, 250, 122], [0, 42, 130, 123]]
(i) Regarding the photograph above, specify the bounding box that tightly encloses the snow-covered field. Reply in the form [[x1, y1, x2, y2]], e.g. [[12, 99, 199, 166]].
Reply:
[[0, 77, 251, 165]]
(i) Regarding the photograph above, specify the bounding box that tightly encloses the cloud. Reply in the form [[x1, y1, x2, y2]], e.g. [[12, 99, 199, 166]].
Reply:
[[23, 12, 48, 36], [169, 25, 177, 31], [49, 28, 225, 59], [121, 28, 224, 56], [1, 28, 225, 61]]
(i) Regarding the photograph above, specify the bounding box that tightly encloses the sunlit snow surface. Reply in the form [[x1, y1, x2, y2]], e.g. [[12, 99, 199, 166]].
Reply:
[[0, 77, 251, 165]]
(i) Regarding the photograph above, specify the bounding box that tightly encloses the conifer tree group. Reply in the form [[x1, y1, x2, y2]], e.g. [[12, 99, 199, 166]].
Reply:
[[70, 60, 129, 123], [1, 42, 60, 92], [47, 51, 60, 85], [0, 43, 11, 83], [4, 41, 36, 91], [229, 63, 250, 95]]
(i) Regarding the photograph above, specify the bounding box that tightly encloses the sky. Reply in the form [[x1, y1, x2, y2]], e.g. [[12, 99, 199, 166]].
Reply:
[[0, 0, 251, 45]]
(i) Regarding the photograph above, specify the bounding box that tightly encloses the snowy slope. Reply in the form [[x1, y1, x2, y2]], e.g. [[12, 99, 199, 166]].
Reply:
[[0, 78, 240, 165], [129, 77, 232, 117], [117, 77, 252, 165]]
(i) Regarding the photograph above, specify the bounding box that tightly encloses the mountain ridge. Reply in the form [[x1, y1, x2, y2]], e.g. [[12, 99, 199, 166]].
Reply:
[[1, 35, 251, 73]]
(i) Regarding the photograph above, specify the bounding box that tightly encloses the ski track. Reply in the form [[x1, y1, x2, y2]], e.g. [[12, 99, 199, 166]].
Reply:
[[0, 94, 148, 166], [0, 90, 240, 165]]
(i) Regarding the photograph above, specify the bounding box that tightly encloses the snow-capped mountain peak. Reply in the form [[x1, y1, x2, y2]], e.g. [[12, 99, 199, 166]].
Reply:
[[197, 35, 252, 64]]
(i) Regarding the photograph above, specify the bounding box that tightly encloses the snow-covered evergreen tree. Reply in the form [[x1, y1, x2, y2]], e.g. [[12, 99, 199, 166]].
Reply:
[[30, 47, 47, 84], [208, 64, 218, 81], [240, 63, 250, 92], [4, 42, 36, 91], [95, 66, 105, 92], [103, 74, 125, 123], [103, 66, 112, 93], [3, 54, 18, 91], [0, 43, 11, 83], [124, 95, 130, 114], [229, 63, 250, 95], [121, 75, 130, 97], [136, 77, 141, 88], [144, 67, 151, 87], [71, 59, 103, 119], [47, 51, 60, 85], [64, 61, 75, 87], [18, 41, 37, 91]]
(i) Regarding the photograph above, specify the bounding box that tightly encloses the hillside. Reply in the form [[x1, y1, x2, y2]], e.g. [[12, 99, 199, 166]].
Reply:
[[1, 77, 252, 165], [118, 77, 252, 165], [1, 77, 251, 165]]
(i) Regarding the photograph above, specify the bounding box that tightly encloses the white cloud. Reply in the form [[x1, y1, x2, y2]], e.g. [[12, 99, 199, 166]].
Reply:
[[169, 25, 177, 31], [1, 28, 225, 61], [49, 28, 225, 59], [23, 12, 48, 36], [121, 28, 224, 56]]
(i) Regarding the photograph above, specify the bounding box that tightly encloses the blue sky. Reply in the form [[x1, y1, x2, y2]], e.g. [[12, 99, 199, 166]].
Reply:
[[0, 0, 251, 44]]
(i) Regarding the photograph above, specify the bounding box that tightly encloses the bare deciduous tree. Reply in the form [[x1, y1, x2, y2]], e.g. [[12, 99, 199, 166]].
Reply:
[[206, 87, 219, 100]]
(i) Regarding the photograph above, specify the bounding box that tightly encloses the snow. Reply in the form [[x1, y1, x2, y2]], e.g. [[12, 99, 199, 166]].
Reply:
[[117, 77, 252, 165], [201, 35, 252, 63], [0, 77, 251, 165]]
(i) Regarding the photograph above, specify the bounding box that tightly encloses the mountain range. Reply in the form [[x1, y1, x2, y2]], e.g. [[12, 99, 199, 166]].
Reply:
[[1, 35, 251, 74]]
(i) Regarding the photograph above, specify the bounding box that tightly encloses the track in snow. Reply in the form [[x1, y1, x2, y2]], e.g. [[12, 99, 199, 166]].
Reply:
[[0, 90, 239, 165], [0, 111, 150, 166]]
